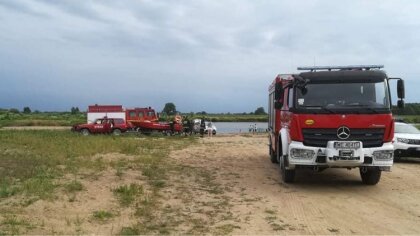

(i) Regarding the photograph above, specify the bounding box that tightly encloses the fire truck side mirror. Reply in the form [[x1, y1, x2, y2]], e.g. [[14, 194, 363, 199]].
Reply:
[[274, 101, 283, 109], [398, 99, 405, 109], [274, 83, 283, 100], [397, 79, 405, 99]]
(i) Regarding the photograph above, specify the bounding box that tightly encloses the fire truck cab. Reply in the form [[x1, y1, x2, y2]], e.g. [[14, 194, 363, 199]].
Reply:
[[268, 65, 405, 185]]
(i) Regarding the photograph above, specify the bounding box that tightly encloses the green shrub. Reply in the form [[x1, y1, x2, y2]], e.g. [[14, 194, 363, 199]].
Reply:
[[92, 210, 114, 221], [64, 180, 83, 192], [113, 184, 143, 206]]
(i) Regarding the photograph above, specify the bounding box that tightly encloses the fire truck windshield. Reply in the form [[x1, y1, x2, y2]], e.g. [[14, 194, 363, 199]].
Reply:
[[295, 80, 390, 114]]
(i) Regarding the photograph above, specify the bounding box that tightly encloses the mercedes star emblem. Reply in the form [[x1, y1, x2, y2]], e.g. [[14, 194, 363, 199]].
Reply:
[[337, 126, 350, 139]]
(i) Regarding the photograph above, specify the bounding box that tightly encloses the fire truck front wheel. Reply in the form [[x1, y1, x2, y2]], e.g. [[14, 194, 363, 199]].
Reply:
[[279, 154, 295, 183], [360, 167, 381, 185]]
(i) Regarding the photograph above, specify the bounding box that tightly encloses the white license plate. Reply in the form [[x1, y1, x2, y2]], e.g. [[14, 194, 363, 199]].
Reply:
[[339, 150, 354, 157], [334, 142, 360, 149]]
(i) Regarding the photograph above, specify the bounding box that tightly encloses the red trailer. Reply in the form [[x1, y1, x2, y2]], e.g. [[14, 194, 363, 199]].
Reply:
[[125, 107, 182, 134]]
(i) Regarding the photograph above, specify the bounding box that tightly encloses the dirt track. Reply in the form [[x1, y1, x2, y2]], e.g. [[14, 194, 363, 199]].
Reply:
[[171, 135, 420, 234]]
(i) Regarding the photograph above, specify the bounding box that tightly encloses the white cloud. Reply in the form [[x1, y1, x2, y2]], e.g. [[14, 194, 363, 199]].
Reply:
[[0, 0, 419, 111]]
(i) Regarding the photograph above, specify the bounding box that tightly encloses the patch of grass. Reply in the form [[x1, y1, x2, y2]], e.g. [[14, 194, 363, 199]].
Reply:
[[21, 197, 38, 207], [0, 130, 195, 196], [264, 209, 278, 225], [139, 156, 172, 191], [265, 215, 277, 222], [113, 184, 143, 206], [134, 192, 159, 224], [214, 224, 240, 234], [23, 178, 56, 199], [74, 215, 84, 234], [271, 223, 287, 231], [145, 164, 236, 235], [0, 179, 18, 198], [243, 196, 262, 202], [116, 167, 124, 178], [22, 167, 57, 199], [64, 180, 83, 192], [0, 130, 197, 233], [186, 218, 209, 234], [195, 170, 224, 195], [120, 226, 140, 235], [0, 111, 85, 128], [265, 209, 277, 215], [92, 210, 114, 221], [126, 221, 173, 235], [150, 180, 166, 188], [0, 215, 32, 235], [328, 228, 340, 233]]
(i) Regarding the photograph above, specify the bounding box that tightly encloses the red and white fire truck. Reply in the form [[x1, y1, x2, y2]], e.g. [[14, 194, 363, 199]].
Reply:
[[268, 65, 405, 185]]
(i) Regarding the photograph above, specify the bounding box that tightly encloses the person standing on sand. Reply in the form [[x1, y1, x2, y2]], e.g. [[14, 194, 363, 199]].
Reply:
[[200, 118, 205, 137], [208, 121, 213, 138]]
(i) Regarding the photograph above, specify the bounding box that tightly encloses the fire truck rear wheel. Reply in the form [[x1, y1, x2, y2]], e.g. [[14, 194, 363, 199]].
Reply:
[[112, 129, 122, 136], [279, 154, 295, 183], [269, 143, 278, 163], [360, 167, 381, 185], [268, 138, 279, 164]]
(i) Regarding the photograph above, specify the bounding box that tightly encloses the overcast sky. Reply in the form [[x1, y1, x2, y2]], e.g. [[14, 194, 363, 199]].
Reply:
[[0, 0, 419, 113]]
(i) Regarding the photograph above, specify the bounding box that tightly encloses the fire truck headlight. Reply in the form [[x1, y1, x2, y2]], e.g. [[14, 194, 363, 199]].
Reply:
[[373, 150, 394, 161], [290, 149, 315, 160], [397, 138, 409, 144]]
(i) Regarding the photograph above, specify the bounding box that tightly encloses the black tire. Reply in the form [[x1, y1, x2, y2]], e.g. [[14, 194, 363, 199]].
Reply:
[[269, 143, 278, 164], [81, 128, 90, 136], [212, 130, 216, 135], [360, 167, 381, 185], [112, 129, 122, 136], [393, 151, 401, 162], [278, 143, 295, 183]]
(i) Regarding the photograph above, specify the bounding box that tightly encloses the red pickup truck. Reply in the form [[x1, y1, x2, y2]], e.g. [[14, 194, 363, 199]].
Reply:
[[71, 118, 131, 135]]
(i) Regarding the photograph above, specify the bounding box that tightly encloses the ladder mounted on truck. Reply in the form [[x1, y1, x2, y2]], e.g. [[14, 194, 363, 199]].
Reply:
[[297, 65, 384, 72]]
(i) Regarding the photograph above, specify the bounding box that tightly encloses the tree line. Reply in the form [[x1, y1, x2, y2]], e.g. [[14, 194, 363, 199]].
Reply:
[[161, 102, 267, 116], [0, 107, 81, 114], [6, 103, 420, 116], [392, 103, 420, 115]]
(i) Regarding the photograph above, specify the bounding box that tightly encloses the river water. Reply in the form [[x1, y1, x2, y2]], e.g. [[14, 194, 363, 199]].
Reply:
[[212, 122, 268, 134]]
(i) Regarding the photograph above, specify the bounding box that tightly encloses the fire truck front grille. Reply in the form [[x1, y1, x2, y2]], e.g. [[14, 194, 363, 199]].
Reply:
[[408, 139, 420, 145], [302, 128, 385, 148]]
